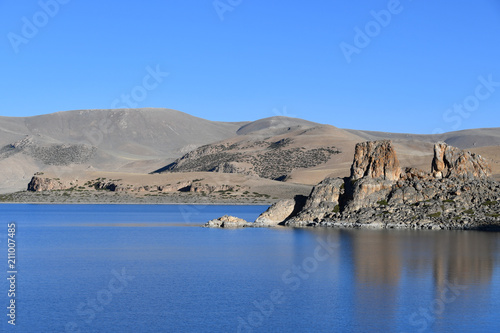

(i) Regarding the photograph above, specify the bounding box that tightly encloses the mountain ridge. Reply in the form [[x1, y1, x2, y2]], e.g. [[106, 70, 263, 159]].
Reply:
[[0, 108, 498, 194]]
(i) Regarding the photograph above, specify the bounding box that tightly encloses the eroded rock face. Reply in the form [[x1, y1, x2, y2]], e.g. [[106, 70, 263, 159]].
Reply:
[[289, 178, 344, 222], [344, 178, 394, 212], [432, 142, 491, 180], [255, 199, 295, 225], [351, 140, 401, 181], [27, 176, 66, 191]]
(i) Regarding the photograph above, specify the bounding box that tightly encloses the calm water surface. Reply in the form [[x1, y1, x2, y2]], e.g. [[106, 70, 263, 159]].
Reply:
[[1, 204, 500, 333]]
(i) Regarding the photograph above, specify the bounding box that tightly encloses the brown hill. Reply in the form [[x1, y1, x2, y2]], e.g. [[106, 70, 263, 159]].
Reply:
[[0, 108, 245, 193], [1, 108, 498, 194]]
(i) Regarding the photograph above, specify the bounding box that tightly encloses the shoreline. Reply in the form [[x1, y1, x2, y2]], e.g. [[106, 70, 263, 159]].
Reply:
[[0, 201, 269, 206], [0, 190, 276, 206]]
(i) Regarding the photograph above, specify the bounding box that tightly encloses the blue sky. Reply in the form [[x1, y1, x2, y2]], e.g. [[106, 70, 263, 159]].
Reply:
[[1, 0, 499, 134]]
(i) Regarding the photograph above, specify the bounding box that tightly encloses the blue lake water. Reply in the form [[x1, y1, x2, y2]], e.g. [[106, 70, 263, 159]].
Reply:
[[1, 204, 500, 332]]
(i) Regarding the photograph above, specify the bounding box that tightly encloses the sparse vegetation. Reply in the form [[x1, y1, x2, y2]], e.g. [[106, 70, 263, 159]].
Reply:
[[463, 209, 475, 215], [160, 141, 340, 181], [268, 138, 293, 149]]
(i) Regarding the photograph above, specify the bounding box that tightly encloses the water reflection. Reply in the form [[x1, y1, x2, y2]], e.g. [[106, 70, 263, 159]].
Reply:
[[433, 231, 496, 286], [345, 229, 499, 287], [343, 229, 500, 332]]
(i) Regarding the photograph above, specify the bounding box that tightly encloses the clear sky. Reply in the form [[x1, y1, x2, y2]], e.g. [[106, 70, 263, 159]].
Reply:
[[1, 0, 499, 134]]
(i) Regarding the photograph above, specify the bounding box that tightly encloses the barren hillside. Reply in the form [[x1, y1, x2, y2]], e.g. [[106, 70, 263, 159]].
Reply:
[[1, 108, 498, 194], [0, 108, 245, 193]]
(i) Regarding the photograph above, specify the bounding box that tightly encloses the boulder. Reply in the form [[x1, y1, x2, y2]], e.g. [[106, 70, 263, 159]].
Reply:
[[205, 215, 250, 228], [255, 199, 295, 225]]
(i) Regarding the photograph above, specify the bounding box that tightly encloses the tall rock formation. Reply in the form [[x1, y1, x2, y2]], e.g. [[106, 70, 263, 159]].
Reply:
[[431, 142, 491, 180], [351, 140, 401, 181]]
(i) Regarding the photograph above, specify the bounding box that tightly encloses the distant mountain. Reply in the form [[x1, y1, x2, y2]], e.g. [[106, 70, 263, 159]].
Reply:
[[0, 108, 244, 157], [235, 116, 319, 136], [0, 108, 498, 193], [0, 108, 244, 192], [345, 127, 500, 149]]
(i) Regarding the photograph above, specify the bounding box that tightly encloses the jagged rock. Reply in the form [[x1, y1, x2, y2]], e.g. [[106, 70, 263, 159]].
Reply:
[[289, 178, 344, 222], [432, 142, 491, 180], [351, 140, 401, 181], [205, 215, 250, 228], [402, 167, 430, 180], [27, 176, 66, 191], [255, 199, 295, 225], [344, 178, 394, 212]]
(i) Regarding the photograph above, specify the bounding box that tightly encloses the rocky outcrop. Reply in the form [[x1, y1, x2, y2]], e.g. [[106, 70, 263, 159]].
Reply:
[[288, 178, 344, 223], [255, 199, 296, 226], [431, 142, 491, 180], [351, 140, 401, 181], [26, 174, 250, 196], [93, 181, 119, 191], [27, 176, 66, 191], [205, 215, 251, 228], [205, 140, 499, 230], [188, 184, 247, 194], [284, 140, 499, 229], [310, 177, 500, 230]]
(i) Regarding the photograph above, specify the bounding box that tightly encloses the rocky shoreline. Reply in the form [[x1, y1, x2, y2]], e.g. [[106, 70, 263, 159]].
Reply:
[[205, 140, 500, 230]]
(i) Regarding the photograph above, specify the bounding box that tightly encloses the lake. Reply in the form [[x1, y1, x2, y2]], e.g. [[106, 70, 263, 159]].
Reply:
[[1, 204, 500, 332]]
